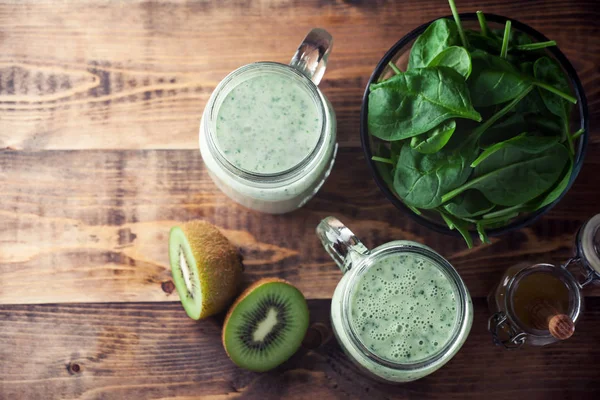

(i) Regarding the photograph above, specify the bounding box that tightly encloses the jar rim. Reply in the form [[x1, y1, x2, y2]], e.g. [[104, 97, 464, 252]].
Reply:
[[202, 62, 328, 184], [340, 245, 471, 371]]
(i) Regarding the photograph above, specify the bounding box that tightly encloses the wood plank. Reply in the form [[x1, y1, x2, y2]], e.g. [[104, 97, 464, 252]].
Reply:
[[1, 299, 599, 399], [1, 147, 599, 304], [0, 0, 598, 150]]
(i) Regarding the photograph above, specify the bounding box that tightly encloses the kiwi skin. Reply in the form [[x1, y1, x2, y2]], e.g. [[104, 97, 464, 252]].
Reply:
[[173, 221, 243, 320], [222, 278, 308, 371]]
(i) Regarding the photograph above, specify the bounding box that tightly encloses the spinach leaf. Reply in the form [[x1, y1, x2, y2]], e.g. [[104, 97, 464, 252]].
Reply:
[[444, 190, 494, 218], [530, 158, 573, 210], [525, 114, 563, 137], [471, 134, 559, 167], [368, 67, 481, 140], [428, 46, 472, 78], [408, 19, 459, 69], [466, 85, 534, 145], [512, 32, 533, 47], [515, 62, 547, 114], [442, 142, 569, 206], [534, 57, 572, 118], [410, 119, 456, 154], [465, 30, 501, 53], [479, 113, 527, 147], [534, 56, 575, 152], [439, 209, 474, 248], [468, 51, 530, 107], [394, 141, 476, 209]]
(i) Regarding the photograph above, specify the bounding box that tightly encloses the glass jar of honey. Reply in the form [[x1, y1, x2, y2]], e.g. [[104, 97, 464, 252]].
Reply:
[[488, 214, 600, 349]]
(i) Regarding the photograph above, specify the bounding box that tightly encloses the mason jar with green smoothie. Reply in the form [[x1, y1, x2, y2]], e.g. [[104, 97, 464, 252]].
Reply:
[[317, 217, 473, 383], [199, 29, 337, 214]]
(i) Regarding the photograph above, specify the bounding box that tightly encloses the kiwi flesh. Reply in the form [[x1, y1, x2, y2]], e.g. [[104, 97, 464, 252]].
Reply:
[[168, 221, 243, 320], [222, 278, 309, 372]]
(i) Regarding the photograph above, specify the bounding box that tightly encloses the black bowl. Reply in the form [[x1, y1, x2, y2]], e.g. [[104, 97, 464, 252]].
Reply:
[[360, 13, 589, 238]]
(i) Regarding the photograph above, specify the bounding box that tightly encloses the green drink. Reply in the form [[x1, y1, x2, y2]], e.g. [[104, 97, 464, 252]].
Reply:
[[318, 217, 472, 382]]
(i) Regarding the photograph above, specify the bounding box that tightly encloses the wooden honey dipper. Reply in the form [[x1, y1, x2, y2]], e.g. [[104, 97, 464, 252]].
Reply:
[[529, 299, 575, 340]]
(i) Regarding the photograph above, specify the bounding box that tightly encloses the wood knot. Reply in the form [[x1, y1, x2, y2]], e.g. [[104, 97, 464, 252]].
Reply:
[[67, 362, 81, 374], [302, 323, 332, 349], [161, 280, 175, 294]]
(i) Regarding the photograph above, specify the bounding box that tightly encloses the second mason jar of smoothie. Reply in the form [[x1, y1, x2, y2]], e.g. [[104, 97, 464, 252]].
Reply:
[[199, 29, 337, 214], [317, 217, 473, 383]]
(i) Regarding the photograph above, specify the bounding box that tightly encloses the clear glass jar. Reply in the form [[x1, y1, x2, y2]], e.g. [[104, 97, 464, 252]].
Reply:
[[199, 29, 337, 214], [488, 213, 600, 349], [317, 217, 473, 383]]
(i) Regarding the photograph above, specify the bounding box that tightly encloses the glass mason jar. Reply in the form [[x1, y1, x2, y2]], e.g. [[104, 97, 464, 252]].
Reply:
[[316, 217, 473, 383], [199, 29, 337, 214], [488, 214, 600, 349]]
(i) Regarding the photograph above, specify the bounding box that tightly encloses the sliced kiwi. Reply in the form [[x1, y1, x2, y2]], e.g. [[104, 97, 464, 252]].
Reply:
[[168, 221, 243, 320], [222, 278, 309, 372]]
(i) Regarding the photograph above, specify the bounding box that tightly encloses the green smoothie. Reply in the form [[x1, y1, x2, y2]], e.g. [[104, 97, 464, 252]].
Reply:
[[215, 73, 322, 174], [349, 252, 459, 363]]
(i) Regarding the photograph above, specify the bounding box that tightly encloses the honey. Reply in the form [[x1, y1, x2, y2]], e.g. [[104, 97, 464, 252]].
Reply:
[[511, 271, 570, 331]]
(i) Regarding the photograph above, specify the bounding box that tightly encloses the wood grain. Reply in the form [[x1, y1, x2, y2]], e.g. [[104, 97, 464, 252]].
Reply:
[[1, 298, 599, 400], [2, 146, 600, 304], [1, 1, 600, 398], [0, 0, 598, 150]]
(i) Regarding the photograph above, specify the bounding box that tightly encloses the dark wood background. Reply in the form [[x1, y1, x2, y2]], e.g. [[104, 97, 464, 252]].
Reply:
[[1, 0, 599, 398]]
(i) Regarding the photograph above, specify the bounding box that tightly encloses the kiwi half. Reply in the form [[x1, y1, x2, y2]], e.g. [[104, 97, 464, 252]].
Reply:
[[168, 221, 243, 320], [222, 278, 309, 372]]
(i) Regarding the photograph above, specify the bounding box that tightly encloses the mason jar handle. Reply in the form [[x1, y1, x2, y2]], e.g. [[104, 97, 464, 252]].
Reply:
[[290, 28, 333, 85], [316, 216, 369, 274]]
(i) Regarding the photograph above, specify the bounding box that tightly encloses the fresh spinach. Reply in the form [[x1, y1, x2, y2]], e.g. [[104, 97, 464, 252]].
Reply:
[[525, 114, 563, 137], [439, 209, 474, 248], [408, 19, 459, 69], [534, 56, 574, 153], [471, 134, 559, 167], [428, 46, 472, 78], [465, 30, 501, 53], [442, 142, 569, 206], [366, 0, 579, 246], [410, 119, 456, 154], [479, 114, 527, 147], [393, 141, 476, 209], [468, 51, 530, 107], [444, 190, 495, 218], [467, 85, 534, 145], [530, 158, 573, 209], [368, 67, 481, 140]]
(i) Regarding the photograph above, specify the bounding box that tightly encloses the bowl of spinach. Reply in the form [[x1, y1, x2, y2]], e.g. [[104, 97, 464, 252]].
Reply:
[[360, 0, 588, 248]]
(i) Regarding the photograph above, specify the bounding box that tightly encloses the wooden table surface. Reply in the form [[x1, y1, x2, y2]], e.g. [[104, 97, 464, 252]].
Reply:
[[1, 0, 599, 399]]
